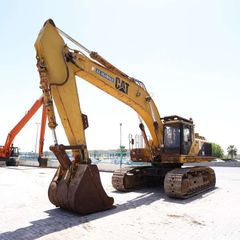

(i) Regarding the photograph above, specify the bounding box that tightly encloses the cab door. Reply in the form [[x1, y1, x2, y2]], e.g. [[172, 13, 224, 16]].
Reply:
[[181, 125, 192, 155]]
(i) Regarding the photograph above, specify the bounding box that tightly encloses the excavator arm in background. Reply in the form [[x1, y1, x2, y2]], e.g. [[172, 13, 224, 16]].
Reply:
[[0, 96, 47, 166], [35, 19, 215, 214]]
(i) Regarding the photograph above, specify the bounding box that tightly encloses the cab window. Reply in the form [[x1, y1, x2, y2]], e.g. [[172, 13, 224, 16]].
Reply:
[[164, 125, 180, 148]]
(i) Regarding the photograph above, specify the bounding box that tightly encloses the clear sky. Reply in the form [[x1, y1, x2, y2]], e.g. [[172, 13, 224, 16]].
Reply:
[[0, 0, 239, 154]]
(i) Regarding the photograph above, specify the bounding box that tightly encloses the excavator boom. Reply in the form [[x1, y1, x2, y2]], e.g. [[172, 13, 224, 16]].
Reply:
[[35, 20, 163, 158]]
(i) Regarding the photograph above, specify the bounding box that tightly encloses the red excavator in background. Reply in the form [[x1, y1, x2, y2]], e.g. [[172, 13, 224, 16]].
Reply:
[[0, 96, 47, 167]]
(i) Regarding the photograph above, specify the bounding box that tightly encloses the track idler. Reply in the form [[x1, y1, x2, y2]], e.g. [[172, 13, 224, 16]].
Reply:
[[48, 144, 114, 215]]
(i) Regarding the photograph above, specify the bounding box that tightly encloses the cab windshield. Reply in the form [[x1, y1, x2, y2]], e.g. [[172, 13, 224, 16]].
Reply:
[[164, 125, 180, 148]]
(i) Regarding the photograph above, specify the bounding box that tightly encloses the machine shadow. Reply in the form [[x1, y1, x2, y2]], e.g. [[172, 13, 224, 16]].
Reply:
[[0, 187, 217, 240], [112, 185, 218, 204]]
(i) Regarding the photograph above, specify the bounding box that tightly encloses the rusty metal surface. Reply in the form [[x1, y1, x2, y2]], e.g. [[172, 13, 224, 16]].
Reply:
[[48, 164, 114, 215], [112, 165, 216, 200], [164, 167, 216, 199], [112, 166, 166, 191], [130, 148, 152, 162], [50, 145, 72, 170]]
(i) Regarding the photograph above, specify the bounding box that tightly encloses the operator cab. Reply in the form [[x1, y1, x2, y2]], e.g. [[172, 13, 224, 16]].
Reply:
[[10, 146, 19, 157], [162, 115, 193, 155]]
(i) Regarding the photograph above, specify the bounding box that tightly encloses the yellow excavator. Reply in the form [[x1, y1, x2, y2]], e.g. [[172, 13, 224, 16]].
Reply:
[[35, 19, 216, 215]]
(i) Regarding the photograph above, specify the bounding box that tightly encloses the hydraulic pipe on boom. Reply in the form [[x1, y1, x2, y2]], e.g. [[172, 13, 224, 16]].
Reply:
[[38, 103, 48, 167]]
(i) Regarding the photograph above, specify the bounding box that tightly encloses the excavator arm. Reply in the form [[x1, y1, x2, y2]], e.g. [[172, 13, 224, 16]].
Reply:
[[0, 96, 46, 155], [35, 19, 163, 164], [0, 96, 47, 166], [72, 52, 163, 149], [3, 96, 44, 155]]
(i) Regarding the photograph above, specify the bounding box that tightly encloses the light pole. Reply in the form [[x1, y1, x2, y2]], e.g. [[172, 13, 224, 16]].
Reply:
[[119, 123, 123, 169], [35, 122, 40, 159], [120, 123, 122, 148]]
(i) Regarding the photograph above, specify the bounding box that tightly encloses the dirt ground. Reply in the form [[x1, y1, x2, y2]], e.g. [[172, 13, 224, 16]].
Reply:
[[0, 166, 240, 240]]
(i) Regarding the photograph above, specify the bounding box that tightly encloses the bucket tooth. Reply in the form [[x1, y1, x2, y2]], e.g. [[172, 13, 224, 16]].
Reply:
[[48, 164, 114, 215]]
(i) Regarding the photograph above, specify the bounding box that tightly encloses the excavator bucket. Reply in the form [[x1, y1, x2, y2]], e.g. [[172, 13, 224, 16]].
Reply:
[[48, 164, 114, 215]]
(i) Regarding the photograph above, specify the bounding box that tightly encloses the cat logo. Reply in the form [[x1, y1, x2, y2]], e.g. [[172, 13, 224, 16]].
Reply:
[[115, 77, 129, 94]]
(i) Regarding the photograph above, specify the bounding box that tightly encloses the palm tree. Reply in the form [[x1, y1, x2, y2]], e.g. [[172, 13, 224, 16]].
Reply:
[[227, 145, 238, 160]]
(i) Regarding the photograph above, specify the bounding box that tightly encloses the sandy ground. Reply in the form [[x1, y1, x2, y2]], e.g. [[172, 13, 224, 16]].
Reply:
[[0, 166, 240, 240]]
